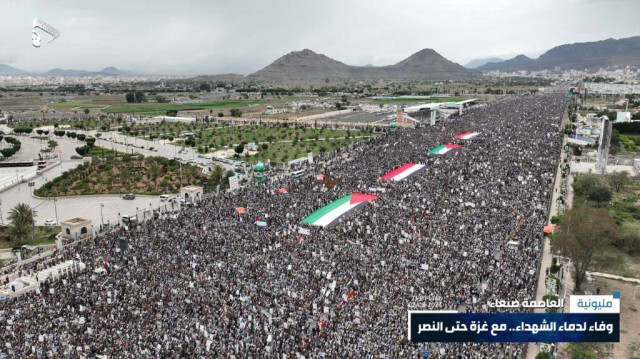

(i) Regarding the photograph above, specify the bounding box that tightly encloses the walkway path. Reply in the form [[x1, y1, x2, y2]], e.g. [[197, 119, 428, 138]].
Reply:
[[526, 108, 572, 359], [587, 271, 640, 284]]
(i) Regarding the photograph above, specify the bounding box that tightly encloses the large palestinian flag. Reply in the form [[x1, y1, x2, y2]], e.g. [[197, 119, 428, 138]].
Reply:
[[454, 132, 479, 140], [428, 144, 463, 155], [301, 192, 378, 228], [380, 163, 425, 181]]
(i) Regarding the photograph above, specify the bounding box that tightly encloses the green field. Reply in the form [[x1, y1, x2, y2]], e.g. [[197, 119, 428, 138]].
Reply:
[[50, 102, 108, 108], [100, 100, 270, 114], [372, 96, 467, 104], [96, 96, 305, 114]]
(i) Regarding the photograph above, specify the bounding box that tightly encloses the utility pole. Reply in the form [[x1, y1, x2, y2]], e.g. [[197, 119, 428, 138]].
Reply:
[[100, 203, 104, 229], [53, 198, 59, 225]]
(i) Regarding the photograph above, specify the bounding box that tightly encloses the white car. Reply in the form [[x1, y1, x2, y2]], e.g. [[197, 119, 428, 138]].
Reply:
[[44, 219, 57, 226]]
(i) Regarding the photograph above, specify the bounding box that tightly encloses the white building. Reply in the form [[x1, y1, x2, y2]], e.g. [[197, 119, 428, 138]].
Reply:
[[616, 112, 631, 123]]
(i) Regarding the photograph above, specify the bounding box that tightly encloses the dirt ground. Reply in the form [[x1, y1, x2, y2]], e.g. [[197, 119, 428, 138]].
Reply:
[[595, 278, 640, 359], [559, 277, 640, 359]]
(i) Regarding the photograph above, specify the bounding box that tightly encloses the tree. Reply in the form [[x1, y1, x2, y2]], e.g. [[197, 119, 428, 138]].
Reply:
[[555, 206, 620, 290], [606, 171, 629, 193], [85, 137, 96, 148], [607, 129, 620, 155], [125, 92, 135, 103], [230, 109, 242, 117], [75, 146, 90, 156], [572, 175, 601, 196], [585, 186, 612, 207], [83, 108, 90, 114], [134, 91, 146, 103], [234, 144, 244, 155], [218, 112, 224, 117], [156, 95, 169, 103], [535, 353, 552, 359], [48, 140, 58, 151], [211, 165, 224, 186], [199, 83, 211, 92], [8, 203, 36, 245], [77, 134, 86, 141], [166, 110, 178, 117]]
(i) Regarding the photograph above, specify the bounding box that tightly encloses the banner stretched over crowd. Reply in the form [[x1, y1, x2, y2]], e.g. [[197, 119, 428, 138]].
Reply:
[[428, 144, 463, 155], [380, 163, 426, 181], [301, 192, 378, 228], [454, 132, 479, 140]]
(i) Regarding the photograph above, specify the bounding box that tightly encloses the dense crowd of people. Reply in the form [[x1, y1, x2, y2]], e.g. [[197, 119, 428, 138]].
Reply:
[[0, 94, 566, 358]]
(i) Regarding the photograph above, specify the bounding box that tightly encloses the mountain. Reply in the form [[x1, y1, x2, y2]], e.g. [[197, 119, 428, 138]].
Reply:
[[247, 49, 354, 82], [464, 57, 504, 69], [477, 36, 640, 72], [43, 68, 89, 76], [247, 49, 478, 82], [96, 67, 130, 76], [42, 66, 132, 76], [382, 48, 479, 80], [478, 54, 535, 72], [0, 64, 28, 75]]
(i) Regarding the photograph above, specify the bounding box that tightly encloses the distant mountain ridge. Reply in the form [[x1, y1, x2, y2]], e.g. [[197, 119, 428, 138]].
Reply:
[[0, 64, 28, 75], [0, 66, 133, 76], [478, 36, 640, 72], [464, 57, 504, 69], [247, 48, 479, 82]]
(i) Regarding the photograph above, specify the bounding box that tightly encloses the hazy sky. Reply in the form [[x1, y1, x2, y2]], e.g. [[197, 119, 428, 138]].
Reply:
[[0, 0, 638, 75]]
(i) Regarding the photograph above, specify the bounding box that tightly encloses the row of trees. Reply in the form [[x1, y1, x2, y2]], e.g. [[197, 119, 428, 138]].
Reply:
[[555, 171, 636, 290], [125, 91, 147, 103]]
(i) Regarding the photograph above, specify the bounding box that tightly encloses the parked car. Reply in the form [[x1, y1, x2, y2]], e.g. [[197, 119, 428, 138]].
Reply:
[[44, 219, 57, 226], [122, 193, 135, 200]]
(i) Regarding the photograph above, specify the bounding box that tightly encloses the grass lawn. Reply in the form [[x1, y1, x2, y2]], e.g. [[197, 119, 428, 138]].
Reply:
[[0, 226, 60, 249], [151, 124, 378, 165], [101, 98, 304, 114], [133, 123, 375, 146], [241, 136, 365, 166], [85, 146, 125, 157]]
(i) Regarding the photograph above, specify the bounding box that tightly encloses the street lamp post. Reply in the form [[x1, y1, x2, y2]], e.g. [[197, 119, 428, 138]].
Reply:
[[31, 208, 36, 241], [53, 198, 59, 225], [100, 203, 105, 229]]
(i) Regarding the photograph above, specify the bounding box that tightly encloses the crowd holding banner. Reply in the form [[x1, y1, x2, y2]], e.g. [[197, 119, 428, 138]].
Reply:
[[0, 94, 565, 358]]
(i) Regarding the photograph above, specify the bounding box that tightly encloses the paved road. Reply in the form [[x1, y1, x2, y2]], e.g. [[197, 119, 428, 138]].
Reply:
[[0, 127, 183, 228], [0, 157, 169, 228]]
